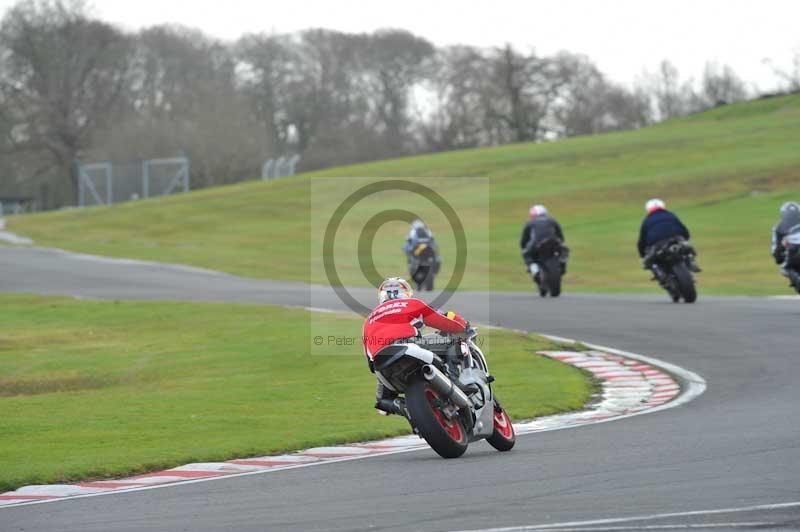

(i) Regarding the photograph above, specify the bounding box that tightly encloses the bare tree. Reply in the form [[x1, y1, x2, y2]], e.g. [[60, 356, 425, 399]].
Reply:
[[764, 48, 800, 92], [553, 53, 651, 137], [0, 0, 131, 205], [482, 45, 570, 143], [293, 29, 375, 168], [238, 29, 434, 169], [414, 45, 489, 151], [362, 29, 435, 154], [97, 25, 264, 187], [0, 14, 764, 210], [700, 61, 748, 107], [639, 60, 700, 120], [237, 33, 303, 157]]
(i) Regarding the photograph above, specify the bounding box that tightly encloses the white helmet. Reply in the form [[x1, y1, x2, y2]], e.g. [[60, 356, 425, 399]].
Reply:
[[645, 198, 666, 214], [529, 204, 548, 218], [378, 277, 414, 304], [780, 201, 799, 215]]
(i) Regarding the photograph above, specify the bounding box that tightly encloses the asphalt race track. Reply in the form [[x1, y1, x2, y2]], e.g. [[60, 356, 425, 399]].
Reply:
[[1, 247, 799, 532]]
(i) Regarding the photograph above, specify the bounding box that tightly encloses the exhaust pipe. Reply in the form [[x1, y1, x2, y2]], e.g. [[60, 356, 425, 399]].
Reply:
[[421, 364, 470, 410]]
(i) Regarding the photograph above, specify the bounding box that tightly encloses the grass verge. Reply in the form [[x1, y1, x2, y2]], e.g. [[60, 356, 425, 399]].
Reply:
[[9, 94, 800, 294], [0, 294, 593, 492]]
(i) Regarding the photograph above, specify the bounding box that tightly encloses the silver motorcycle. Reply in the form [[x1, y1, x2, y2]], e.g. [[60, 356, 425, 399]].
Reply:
[[373, 328, 515, 458]]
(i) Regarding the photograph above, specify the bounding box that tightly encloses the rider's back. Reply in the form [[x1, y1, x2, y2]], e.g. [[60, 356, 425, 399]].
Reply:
[[775, 210, 800, 237], [640, 210, 688, 248], [521, 217, 562, 251]]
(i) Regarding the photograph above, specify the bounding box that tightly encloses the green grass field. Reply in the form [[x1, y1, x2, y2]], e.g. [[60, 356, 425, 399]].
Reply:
[[0, 295, 592, 492], [8, 93, 800, 294]]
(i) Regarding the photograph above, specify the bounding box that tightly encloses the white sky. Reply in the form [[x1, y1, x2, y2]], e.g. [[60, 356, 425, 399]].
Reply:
[[2, 0, 799, 91]]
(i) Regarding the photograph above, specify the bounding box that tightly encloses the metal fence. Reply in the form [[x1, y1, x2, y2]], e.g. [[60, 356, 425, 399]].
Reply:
[[262, 155, 300, 180], [78, 157, 190, 207]]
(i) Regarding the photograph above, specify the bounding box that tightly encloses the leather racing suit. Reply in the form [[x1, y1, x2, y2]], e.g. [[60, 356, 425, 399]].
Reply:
[[362, 297, 467, 411]]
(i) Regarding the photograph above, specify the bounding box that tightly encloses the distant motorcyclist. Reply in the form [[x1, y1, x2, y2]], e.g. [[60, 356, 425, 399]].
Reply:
[[638, 199, 700, 273], [520, 205, 568, 278], [404, 219, 441, 290], [362, 277, 468, 415], [771, 201, 800, 279], [404, 219, 437, 257]]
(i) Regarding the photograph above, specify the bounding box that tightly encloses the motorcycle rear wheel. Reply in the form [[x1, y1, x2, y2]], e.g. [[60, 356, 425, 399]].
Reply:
[[405, 378, 468, 458], [423, 272, 434, 291], [673, 263, 697, 303], [788, 269, 800, 294], [486, 403, 515, 452], [411, 266, 429, 291], [542, 258, 562, 297]]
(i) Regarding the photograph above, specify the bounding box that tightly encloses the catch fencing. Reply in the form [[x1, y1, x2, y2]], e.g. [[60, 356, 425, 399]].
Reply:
[[78, 157, 190, 207], [262, 155, 300, 180]]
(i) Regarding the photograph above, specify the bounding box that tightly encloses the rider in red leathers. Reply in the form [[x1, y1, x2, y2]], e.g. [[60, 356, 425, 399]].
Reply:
[[363, 277, 467, 414]]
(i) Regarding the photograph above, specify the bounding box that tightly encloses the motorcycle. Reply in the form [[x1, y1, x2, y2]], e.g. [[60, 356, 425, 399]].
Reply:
[[645, 237, 699, 303], [529, 238, 568, 298], [373, 328, 515, 458], [408, 240, 440, 291], [781, 233, 800, 293]]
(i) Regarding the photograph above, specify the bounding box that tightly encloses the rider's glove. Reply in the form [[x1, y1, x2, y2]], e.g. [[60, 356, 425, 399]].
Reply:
[[445, 311, 468, 329]]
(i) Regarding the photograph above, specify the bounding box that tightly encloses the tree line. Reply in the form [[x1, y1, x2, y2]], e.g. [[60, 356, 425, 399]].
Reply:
[[0, 0, 793, 210]]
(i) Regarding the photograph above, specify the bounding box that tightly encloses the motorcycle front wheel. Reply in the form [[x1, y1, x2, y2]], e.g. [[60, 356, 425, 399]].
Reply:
[[405, 378, 468, 458], [486, 402, 515, 452]]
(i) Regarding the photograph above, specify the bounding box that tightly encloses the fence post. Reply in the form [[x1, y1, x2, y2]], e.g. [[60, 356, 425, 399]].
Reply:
[[288, 154, 300, 176], [142, 161, 149, 198], [107, 163, 113, 205], [262, 159, 274, 180], [77, 162, 84, 207]]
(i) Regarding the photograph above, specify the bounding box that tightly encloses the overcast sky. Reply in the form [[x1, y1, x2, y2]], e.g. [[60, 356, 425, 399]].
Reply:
[[2, 0, 799, 91]]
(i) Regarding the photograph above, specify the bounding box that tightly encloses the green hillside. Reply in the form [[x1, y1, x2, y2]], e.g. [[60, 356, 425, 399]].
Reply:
[[9, 93, 800, 295]]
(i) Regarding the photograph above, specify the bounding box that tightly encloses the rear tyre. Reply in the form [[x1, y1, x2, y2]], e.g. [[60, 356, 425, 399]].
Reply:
[[423, 271, 434, 291], [542, 258, 562, 297], [411, 266, 428, 291], [673, 263, 697, 303], [789, 270, 800, 294], [486, 403, 515, 452], [533, 272, 547, 297], [405, 378, 468, 459]]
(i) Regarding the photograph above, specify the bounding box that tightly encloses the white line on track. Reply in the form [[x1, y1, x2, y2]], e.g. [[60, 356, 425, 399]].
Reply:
[[508, 524, 779, 531], [449, 501, 800, 531]]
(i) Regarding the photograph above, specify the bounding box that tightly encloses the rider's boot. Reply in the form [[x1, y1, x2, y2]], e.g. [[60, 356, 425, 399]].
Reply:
[[688, 257, 702, 273], [529, 262, 540, 281], [375, 381, 406, 416], [651, 264, 666, 285]]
